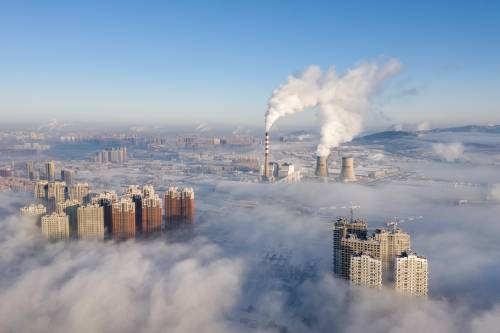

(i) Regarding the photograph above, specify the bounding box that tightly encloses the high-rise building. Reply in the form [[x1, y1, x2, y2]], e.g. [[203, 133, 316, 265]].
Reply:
[[41, 212, 69, 241], [34, 180, 49, 200], [46, 181, 67, 213], [45, 161, 56, 181], [164, 187, 195, 224], [142, 194, 162, 234], [77, 204, 105, 240], [124, 185, 143, 231], [373, 226, 411, 280], [61, 169, 76, 185], [350, 252, 382, 288], [333, 217, 369, 278], [26, 161, 36, 180], [395, 251, 428, 296], [94, 147, 127, 163], [20, 203, 47, 224], [333, 218, 410, 281], [68, 182, 90, 204], [92, 191, 117, 233], [111, 197, 136, 240], [56, 199, 80, 237]]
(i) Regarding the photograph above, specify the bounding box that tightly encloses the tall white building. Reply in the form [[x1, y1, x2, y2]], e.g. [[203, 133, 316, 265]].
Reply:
[[77, 204, 105, 240], [20, 204, 47, 225], [350, 252, 382, 288], [41, 212, 69, 241], [56, 199, 80, 237], [68, 182, 90, 203], [395, 251, 428, 296], [20, 203, 47, 217]]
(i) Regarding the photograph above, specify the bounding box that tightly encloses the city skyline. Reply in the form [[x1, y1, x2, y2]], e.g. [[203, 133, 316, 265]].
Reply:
[[0, 1, 499, 128], [1, 2, 499, 332]]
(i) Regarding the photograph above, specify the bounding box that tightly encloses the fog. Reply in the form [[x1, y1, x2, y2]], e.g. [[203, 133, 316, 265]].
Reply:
[[1, 133, 500, 332]]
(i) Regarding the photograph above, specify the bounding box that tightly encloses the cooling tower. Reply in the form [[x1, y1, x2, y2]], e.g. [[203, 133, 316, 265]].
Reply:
[[340, 156, 356, 182], [315, 155, 329, 177], [263, 131, 270, 179]]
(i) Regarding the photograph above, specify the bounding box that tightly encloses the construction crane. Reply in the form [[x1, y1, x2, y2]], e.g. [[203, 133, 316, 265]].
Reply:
[[387, 215, 423, 231], [318, 202, 360, 224]]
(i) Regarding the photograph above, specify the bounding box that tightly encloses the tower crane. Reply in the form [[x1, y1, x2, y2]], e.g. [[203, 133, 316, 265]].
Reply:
[[387, 215, 423, 231]]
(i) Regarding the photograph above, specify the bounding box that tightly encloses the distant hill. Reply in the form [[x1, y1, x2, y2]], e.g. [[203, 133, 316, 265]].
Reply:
[[356, 130, 417, 141], [429, 125, 500, 133]]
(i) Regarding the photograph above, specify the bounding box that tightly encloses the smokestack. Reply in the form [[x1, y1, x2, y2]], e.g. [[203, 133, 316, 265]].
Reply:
[[315, 155, 329, 177], [264, 131, 270, 179], [340, 156, 356, 182]]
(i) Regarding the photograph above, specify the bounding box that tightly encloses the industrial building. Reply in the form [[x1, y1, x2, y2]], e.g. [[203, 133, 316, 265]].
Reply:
[[339, 156, 357, 182], [315, 155, 328, 177]]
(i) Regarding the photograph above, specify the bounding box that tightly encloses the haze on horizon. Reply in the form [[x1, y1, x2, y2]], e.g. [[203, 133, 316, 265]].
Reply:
[[0, 1, 499, 128]]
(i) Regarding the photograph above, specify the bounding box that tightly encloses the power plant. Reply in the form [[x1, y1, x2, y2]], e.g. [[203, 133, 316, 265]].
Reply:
[[315, 155, 329, 177], [340, 156, 357, 182]]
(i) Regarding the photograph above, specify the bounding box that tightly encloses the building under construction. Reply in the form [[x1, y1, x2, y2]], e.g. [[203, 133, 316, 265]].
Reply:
[[333, 217, 411, 283]]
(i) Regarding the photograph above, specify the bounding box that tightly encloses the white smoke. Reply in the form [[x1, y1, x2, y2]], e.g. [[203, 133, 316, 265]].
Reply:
[[265, 66, 322, 132], [489, 184, 500, 202], [264, 59, 401, 156], [316, 59, 401, 156], [433, 142, 464, 162]]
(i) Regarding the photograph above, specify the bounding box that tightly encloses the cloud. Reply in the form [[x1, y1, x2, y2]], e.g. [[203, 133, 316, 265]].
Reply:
[[489, 184, 500, 202], [2, 131, 500, 332], [432, 142, 464, 162]]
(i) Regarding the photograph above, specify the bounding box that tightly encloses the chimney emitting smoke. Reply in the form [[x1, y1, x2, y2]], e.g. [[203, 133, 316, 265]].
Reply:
[[263, 131, 270, 179], [315, 155, 329, 177]]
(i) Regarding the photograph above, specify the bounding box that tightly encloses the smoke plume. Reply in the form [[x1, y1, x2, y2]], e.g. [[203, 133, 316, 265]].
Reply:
[[432, 142, 464, 162], [265, 66, 323, 132], [316, 59, 401, 156], [264, 59, 401, 156]]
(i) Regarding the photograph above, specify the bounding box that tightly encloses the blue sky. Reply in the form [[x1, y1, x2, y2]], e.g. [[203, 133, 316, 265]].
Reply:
[[0, 0, 499, 128]]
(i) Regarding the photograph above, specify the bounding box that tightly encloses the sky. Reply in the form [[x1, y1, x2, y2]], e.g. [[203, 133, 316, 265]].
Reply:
[[0, 0, 499, 128]]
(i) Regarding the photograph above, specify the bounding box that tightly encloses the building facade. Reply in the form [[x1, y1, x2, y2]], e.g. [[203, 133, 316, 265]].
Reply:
[[111, 197, 136, 240], [20, 203, 47, 224], [164, 187, 195, 223], [333, 218, 410, 282], [46, 181, 67, 213], [350, 253, 382, 288], [142, 194, 162, 234], [45, 161, 56, 181], [41, 212, 69, 241], [56, 199, 80, 237], [61, 169, 76, 185], [395, 251, 428, 296], [77, 204, 105, 240], [68, 182, 90, 203]]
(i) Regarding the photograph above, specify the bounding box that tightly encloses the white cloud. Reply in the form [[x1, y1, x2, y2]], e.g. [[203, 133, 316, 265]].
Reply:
[[432, 142, 464, 162]]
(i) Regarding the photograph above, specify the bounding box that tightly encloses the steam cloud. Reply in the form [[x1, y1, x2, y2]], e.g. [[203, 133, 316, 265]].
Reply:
[[264, 59, 401, 156], [432, 142, 464, 162]]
